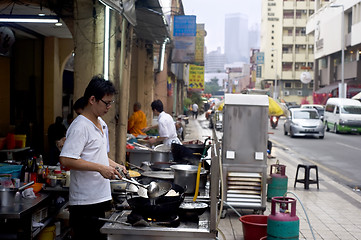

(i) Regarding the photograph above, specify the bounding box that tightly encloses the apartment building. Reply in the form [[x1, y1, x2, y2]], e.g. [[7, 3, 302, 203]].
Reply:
[[260, 0, 317, 103], [307, 0, 361, 104]]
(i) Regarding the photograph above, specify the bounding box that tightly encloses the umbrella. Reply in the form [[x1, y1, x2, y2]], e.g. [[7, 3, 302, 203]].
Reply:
[[268, 97, 285, 116], [216, 100, 224, 111]]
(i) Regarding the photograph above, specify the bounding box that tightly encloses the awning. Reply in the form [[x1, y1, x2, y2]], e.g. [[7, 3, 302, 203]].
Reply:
[[134, 0, 170, 44], [99, 0, 137, 26], [314, 83, 338, 94]]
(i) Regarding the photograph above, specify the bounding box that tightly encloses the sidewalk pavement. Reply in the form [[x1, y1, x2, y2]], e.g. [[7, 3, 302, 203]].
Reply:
[[183, 113, 361, 240]]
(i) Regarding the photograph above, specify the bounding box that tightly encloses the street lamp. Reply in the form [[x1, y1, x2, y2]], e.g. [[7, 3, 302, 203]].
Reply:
[[331, 4, 345, 98], [271, 48, 278, 99]]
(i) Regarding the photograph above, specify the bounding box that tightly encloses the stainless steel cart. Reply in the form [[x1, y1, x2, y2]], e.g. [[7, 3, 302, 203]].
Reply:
[[221, 94, 268, 214]]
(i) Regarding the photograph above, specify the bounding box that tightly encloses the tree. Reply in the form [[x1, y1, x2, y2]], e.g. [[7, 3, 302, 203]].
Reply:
[[205, 77, 222, 95]]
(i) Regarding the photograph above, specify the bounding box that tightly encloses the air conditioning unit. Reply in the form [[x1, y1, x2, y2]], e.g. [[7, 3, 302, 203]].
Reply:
[[297, 90, 303, 96], [284, 90, 290, 96]]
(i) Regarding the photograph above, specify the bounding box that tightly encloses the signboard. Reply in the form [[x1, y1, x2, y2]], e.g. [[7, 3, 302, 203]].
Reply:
[[256, 66, 262, 78], [173, 15, 197, 36], [172, 15, 197, 63], [256, 52, 264, 64], [194, 24, 206, 63], [188, 65, 204, 91]]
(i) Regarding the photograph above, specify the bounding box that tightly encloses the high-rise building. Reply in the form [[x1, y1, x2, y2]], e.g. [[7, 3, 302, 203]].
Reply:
[[225, 13, 249, 64], [205, 47, 226, 73], [260, 0, 317, 103]]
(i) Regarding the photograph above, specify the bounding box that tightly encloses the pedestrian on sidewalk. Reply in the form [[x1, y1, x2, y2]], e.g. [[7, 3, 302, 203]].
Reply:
[[192, 102, 199, 119]]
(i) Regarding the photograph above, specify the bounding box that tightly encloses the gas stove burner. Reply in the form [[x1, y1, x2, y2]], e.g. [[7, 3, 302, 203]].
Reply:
[[127, 211, 180, 227]]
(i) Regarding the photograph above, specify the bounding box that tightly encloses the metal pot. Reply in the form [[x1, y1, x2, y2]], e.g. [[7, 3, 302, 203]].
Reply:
[[0, 181, 35, 206], [170, 165, 207, 194], [150, 150, 172, 164]]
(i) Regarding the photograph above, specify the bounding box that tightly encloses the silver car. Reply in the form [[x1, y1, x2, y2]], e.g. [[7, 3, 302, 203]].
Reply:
[[283, 108, 325, 139]]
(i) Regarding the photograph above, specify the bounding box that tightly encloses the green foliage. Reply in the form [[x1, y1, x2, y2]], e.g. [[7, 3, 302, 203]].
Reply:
[[184, 97, 192, 108], [204, 77, 222, 95]]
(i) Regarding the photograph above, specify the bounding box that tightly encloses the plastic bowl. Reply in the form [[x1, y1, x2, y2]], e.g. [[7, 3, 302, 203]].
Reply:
[[27, 183, 44, 193]]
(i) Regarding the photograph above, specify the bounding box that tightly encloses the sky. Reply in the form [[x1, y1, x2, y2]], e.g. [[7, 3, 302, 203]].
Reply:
[[181, 0, 262, 54]]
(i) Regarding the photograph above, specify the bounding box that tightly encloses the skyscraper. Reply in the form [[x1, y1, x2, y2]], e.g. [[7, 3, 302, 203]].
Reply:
[[225, 13, 249, 64]]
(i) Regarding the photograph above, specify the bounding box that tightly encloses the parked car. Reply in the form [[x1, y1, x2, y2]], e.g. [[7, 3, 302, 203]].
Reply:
[[283, 108, 325, 139], [300, 104, 325, 118], [324, 98, 361, 133]]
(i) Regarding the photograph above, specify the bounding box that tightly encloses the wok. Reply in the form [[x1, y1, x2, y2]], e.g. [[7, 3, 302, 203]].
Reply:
[[150, 162, 173, 171], [127, 184, 185, 218], [178, 201, 208, 219]]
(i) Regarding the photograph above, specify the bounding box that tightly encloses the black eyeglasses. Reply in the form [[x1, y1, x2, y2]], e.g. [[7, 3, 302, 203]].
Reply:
[[100, 99, 114, 107]]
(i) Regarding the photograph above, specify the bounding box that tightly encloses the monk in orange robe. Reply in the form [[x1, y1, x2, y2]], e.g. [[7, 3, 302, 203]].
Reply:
[[128, 102, 147, 137]]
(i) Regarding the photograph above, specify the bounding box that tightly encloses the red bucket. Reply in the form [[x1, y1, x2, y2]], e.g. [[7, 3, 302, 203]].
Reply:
[[239, 215, 267, 240]]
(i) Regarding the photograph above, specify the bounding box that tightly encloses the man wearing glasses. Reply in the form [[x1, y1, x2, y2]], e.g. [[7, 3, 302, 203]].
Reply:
[[60, 75, 127, 240]]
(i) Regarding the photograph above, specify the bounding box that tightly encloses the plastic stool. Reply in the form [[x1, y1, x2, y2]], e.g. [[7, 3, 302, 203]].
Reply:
[[294, 164, 319, 189]]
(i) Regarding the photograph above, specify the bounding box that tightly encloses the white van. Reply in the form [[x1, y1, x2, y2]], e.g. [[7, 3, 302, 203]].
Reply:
[[324, 98, 361, 133]]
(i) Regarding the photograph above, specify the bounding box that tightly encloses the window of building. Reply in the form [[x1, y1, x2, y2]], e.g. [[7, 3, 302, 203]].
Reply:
[[284, 10, 294, 19], [301, 28, 306, 35], [307, 62, 313, 68], [308, 82, 314, 89], [272, 42, 274, 45], [272, 30, 274, 33], [271, 36, 274, 39], [296, 28, 306, 36], [271, 65, 274, 69], [294, 82, 302, 88], [284, 82, 292, 88], [309, 10, 314, 15], [282, 62, 293, 71], [348, 12, 352, 33], [296, 11, 302, 19], [283, 45, 293, 53]]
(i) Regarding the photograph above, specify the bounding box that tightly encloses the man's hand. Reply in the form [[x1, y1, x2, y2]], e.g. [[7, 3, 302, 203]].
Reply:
[[99, 165, 125, 180]]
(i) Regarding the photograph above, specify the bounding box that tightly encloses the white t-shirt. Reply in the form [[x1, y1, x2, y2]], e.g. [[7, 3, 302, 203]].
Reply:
[[60, 115, 111, 205], [192, 103, 198, 112], [99, 117, 110, 153], [158, 111, 181, 145]]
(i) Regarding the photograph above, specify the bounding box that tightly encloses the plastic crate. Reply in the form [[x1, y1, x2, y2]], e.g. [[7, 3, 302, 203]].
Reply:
[[0, 163, 23, 179]]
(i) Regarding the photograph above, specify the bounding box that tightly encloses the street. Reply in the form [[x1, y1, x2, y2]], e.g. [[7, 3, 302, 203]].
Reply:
[[184, 114, 361, 240], [269, 118, 361, 191], [191, 115, 361, 191]]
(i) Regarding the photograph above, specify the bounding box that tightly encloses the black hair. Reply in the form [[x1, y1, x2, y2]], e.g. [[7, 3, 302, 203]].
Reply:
[[151, 99, 163, 112], [83, 75, 116, 102], [73, 97, 86, 111], [55, 116, 63, 124]]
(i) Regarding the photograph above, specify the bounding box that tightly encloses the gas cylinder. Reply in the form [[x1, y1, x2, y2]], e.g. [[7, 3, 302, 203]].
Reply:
[[267, 162, 288, 201], [267, 197, 299, 240]]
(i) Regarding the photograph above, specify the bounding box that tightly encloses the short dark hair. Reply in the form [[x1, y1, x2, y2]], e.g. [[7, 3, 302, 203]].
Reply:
[[83, 75, 116, 102], [151, 99, 163, 112], [73, 97, 86, 112]]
